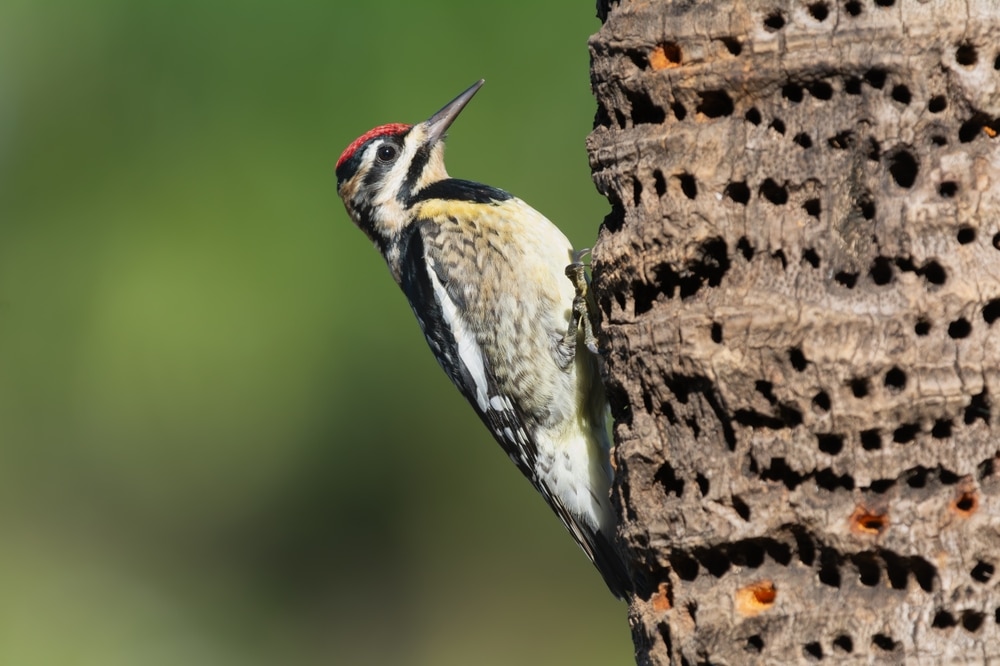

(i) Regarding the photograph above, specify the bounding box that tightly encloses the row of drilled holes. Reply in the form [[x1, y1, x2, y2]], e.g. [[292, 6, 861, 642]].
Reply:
[[746, 584, 1000, 657], [702, 240, 1000, 341], [616, 60, 1000, 146], [633, 19, 1000, 70], [670, 539, 938, 596]]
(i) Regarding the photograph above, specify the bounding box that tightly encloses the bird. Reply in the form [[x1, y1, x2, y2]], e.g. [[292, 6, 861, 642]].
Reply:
[[334, 79, 629, 598]]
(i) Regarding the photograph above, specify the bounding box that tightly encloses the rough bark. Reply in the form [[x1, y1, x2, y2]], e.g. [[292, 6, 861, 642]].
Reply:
[[587, 1, 1000, 663]]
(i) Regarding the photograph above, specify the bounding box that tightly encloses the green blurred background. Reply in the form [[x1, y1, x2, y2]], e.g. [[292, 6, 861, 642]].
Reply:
[[0, 1, 629, 665]]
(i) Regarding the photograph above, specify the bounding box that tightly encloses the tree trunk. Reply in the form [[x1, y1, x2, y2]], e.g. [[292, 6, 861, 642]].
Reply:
[[588, 0, 1000, 663]]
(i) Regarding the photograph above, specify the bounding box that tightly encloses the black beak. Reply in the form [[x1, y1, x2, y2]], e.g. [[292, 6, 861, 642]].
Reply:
[[423, 79, 485, 145]]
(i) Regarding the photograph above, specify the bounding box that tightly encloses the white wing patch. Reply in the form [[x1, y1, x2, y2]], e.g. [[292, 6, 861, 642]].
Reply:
[[426, 259, 490, 412]]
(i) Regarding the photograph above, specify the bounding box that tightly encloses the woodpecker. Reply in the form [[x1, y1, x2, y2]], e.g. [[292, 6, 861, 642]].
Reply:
[[335, 80, 629, 598]]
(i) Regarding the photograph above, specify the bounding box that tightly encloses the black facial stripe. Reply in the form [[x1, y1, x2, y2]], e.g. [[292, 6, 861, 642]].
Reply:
[[398, 142, 434, 202], [407, 178, 513, 205]]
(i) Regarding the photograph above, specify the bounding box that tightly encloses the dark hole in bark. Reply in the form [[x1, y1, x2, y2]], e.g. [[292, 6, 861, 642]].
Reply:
[[854, 553, 880, 586], [746, 635, 764, 653], [736, 236, 754, 260], [807, 2, 829, 21], [803, 248, 820, 267], [915, 319, 931, 335], [947, 318, 971, 338], [721, 37, 742, 56], [893, 423, 919, 443], [760, 179, 788, 204], [932, 610, 957, 628], [844, 0, 862, 16], [929, 95, 947, 113], [964, 389, 990, 425], [755, 380, 777, 403], [939, 181, 958, 197], [884, 366, 907, 391], [817, 433, 844, 455], [763, 457, 804, 490], [962, 611, 986, 633], [860, 429, 882, 450], [710, 322, 723, 343], [625, 87, 666, 125], [671, 102, 687, 120], [931, 419, 953, 439], [763, 11, 786, 30], [818, 549, 841, 587], [653, 169, 667, 197], [594, 102, 612, 128], [864, 68, 887, 89], [804, 198, 821, 217], [698, 548, 731, 577], [655, 461, 685, 497], [907, 467, 928, 488], [872, 634, 899, 652], [859, 195, 876, 220], [844, 75, 862, 93], [891, 84, 911, 104], [726, 182, 751, 204], [983, 298, 1000, 324], [731, 496, 751, 521], [956, 42, 978, 66], [888, 149, 919, 187], [870, 256, 893, 285], [812, 391, 831, 412], [794, 528, 816, 565], [807, 81, 833, 99], [769, 118, 786, 134], [789, 347, 808, 371], [782, 83, 804, 102], [971, 561, 995, 583], [794, 132, 813, 148], [835, 271, 859, 288], [670, 552, 698, 580], [678, 173, 698, 199], [695, 473, 709, 496], [870, 478, 895, 493], [816, 468, 854, 490], [956, 226, 975, 243], [744, 107, 762, 125], [696, 90, 734, 117], [832, 635, 853, 653], [803, 642, 823, 660], [959, 114, 992, 142], [920, 260, 946, 284]]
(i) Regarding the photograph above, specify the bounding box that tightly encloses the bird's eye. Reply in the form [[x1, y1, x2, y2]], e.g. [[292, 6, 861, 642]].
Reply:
[[376, 144, 398, 162]]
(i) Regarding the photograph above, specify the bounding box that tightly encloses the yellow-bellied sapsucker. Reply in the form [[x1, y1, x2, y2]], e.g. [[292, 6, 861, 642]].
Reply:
[[335, 80, 629, 598]]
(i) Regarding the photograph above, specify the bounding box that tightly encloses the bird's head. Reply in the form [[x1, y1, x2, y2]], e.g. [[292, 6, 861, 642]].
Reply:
[[335, 80, 485, 246]]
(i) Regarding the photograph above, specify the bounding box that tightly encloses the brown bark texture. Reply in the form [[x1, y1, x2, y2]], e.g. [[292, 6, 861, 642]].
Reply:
[[587, 0, 1000, 663]]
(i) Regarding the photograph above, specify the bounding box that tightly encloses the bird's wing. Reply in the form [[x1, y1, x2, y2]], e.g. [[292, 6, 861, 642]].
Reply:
[[395, 220, 539, 481]]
